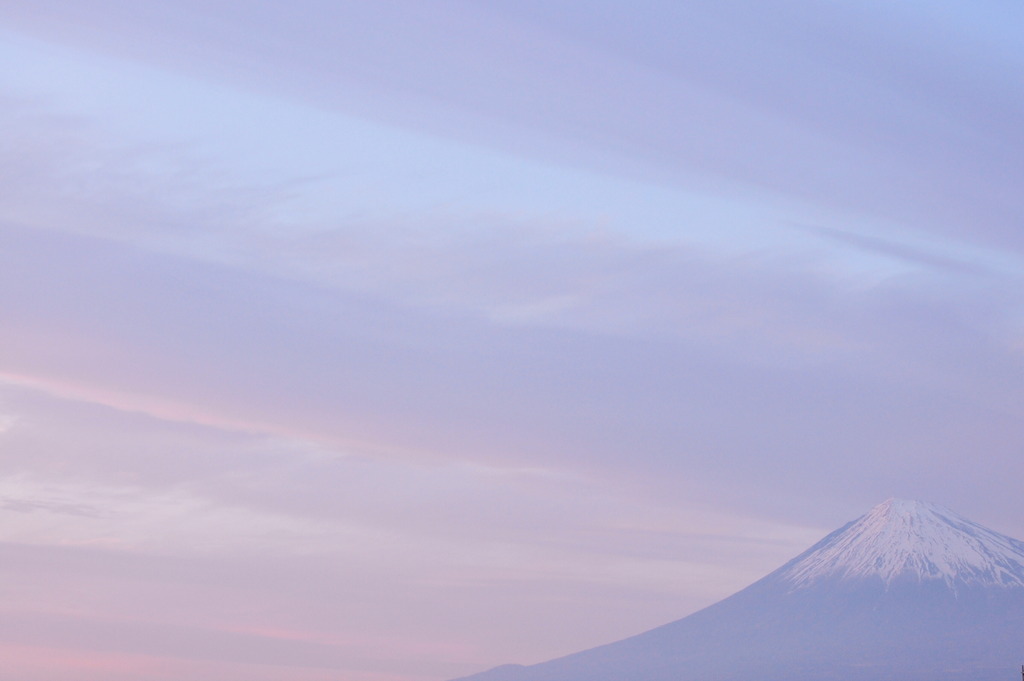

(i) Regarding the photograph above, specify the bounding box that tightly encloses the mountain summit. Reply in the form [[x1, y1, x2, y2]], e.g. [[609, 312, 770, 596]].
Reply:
[[454, 500, 1024, 681], [778, 498, 1024, 590]]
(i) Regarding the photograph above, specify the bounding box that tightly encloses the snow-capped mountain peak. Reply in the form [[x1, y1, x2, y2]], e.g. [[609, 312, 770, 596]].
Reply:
[[455, 500, 1024, 681], [777, 498, 1024, 589]]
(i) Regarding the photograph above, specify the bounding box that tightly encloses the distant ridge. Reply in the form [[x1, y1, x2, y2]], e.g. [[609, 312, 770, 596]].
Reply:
[[454, 500, 1024, 681]]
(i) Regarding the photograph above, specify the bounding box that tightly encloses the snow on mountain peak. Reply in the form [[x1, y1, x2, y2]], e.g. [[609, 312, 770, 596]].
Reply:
[[778, 499, 1024, 589]]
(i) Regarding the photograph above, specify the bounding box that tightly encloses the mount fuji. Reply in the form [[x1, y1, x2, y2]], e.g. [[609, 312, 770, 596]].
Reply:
[[454, 499, 1024, 681]]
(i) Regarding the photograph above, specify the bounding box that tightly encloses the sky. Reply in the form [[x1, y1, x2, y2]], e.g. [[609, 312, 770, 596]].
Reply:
[[0, 1, 1022, 679]]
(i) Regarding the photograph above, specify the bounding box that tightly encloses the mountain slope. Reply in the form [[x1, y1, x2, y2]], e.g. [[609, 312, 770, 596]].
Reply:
[[454, 500, 1024, 681]]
